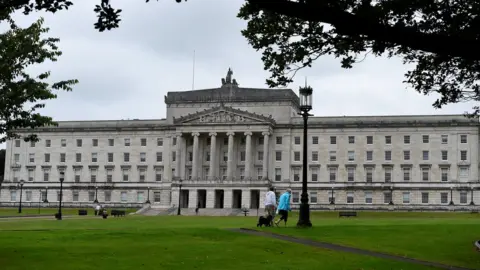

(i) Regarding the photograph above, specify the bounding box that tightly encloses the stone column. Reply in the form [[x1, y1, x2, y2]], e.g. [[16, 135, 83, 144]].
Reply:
[[244, 132, 252, 179], [208, 132, 217, 179], [226, 131, 235, 180], [262, 132, 270, 180], [188, 189, 197, 208], [164, 135, 172, 181], [191, 132, 200, 180], [175, 133, 182, 178], [206, 189, 215, 208]]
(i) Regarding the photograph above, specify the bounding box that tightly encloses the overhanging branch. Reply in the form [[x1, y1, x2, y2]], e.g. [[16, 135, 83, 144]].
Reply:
[[248, 0, 480, 61]]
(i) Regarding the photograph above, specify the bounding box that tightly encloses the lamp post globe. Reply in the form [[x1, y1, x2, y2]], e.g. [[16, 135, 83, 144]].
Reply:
[[297, 85, 313, 228], [17, 179, 25, 214], [57, 172, 65, 220]]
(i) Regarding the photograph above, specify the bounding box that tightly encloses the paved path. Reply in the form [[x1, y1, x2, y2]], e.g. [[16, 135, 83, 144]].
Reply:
[[230, 228, 473, 270]]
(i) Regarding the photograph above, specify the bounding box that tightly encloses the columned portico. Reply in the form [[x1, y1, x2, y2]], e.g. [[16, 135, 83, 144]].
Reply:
[[244, 132, 253, 179], [191, 132, 200, 180], [226, 131, 235, 179], [262, 131, 270, 180], [208, 132, 217, 179]]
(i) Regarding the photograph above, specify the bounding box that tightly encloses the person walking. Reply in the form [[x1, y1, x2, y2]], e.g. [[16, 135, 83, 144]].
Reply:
[[275, 189, 292, 227], [264, 187, 276, 223]]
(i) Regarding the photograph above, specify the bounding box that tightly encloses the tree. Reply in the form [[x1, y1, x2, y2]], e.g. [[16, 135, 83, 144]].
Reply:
[[0, 17, 78, 143], [3, 0, 480, 115]]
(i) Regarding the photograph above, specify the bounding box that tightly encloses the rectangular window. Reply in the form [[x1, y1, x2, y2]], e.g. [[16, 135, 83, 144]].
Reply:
[[404, 135, 410, 144], [275, 168, 281, 181], [257, 168, 263, 180], [157, 138, 163, 146], [293, 168, 300, 182], [258, 137, 264, 145], [44, 153, 50, 163], [43, 170, 50, 182], [402, 192, 410, 204], [459, 167, 469, 179], [25, 191, 32, 202], [30, 141, 35, 147], [348, 136, 355, 144], [28, 169, 34, 182], [124, 153, 130, 162], [292, 192, 299, 203], [124, 138, 130, 146], [258, 151, 264, 161], [460, 150, 467, 161], [76, 153, 81, 162], [156, 152, 162, 162], [240, 151, 246, 162], [240, 168, 245, 180], [140, 152, 146, 162], [10, 190, 17, 201], [90, 169, 97, 183], [365, 191, 372, 204], [346, 192, 354, 204], [61, 139, 66, 147], [139, 169, 146, 182], [460, 192, 468, 204], [104, 191, 111, 202], [329, 167, 337, 182], [223, 151, 228, 162], [45, 139, 51, 147], [108, 139, 114, 146], [365, 167, 373, 182], [141, 138, 147, 146], [385, 151, 392, 161], [366, 151, 373, 161], [460, 135, 467, 144], [122, 169, 129, 181], [91, 153, 98, 163], [403, 167, 411, 181], [15, 140, 20, 147], [422, 167, 429, 181], [422, 135, 429, 143], [403, 150, 410, 161], [74, 169, 81, 183], [311, 151, 318, 161], [76, 139, 82, 147], [421, 192, 429, 204], [294, 151, 300, 161], [294, 137, 300, 144], [154, 192, 161, 203], [60, 153, 66, 162], [440, 193, 448, 204], [329, 151, 337, 162], [441, 168, 449, 182], [311, 167, 318, 181], [366, 136, 373, 144], [29, 153, 34, 163], [347, 151, 355, 161], [310, 192, 318, 203], [384, 192, 392, 204], [422, 150, 429, 161], [108, 153, 114, 162], [92, 139, 98, 147], [312, 136, 319, 144], [275, 151, 282, 161], [72, 191, 79, 202], [121, 191, 127, 202], [441, 135, 448, 144], [441, 150, 448, 161], [384, 167, 392, 183], [385, 136, 391, 144], [347, 167, 355, 182], [106, 169, 113, 183], [330, 136, 336, 144], [172, 151, 176, 162], [276, 136, 282, 144]]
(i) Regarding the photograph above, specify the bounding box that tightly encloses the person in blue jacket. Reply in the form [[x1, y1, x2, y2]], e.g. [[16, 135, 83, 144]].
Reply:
[[274, 189, 291, 227]]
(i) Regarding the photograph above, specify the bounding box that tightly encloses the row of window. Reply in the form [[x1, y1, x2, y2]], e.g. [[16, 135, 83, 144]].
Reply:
[[14, 137, 172, 148], [8, 190, 157, 203], [17, 152, 173, 164]]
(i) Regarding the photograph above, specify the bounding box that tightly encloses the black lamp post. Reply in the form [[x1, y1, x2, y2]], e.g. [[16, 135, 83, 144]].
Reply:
[[56, 172, 65, 220], [330, 186, 334, 204], [43, 187, 49, 203], [389, 186, 394, 205], [449, 186, 454, 205], [17, 179, 25, 214], [177, 180, 183, 215], [470, 186, 475, 206], [296, 85, 313, 228], [146, 186, 151, 204], [94, 186, 98, 203]]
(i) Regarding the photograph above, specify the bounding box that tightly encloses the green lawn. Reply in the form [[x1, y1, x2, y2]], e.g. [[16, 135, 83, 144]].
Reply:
[[0, 211, 478, 270], [0, 207, 139, 216]]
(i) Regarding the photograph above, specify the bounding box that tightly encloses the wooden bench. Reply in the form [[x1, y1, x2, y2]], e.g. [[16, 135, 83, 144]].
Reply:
[[339, 211, 357, 218], [78, 209, 88, 216], [111, 210, 126, 217]]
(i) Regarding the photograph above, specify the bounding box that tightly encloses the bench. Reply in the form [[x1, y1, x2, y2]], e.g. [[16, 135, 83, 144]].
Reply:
[[111, 210, 126, 217], [339, 211, 357, 218], [78, 209, 88, 216]]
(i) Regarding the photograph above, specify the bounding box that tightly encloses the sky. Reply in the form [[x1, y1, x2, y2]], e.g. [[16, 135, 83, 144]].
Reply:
[[10, 0, 477, 122]]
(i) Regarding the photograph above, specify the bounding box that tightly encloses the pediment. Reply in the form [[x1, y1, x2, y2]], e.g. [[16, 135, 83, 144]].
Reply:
[[173, 105, 275, 125]]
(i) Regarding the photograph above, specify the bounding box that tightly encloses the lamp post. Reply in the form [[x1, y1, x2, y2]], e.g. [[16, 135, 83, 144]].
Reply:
[[38, 188, 42, 214], [146, 186, 151, 204], [296, 85, 313, 228], [43, 187, 49, 203], [449, 186, 454, 205], [470, 186, 475, 206], [56, 172, 65, 220], [17, 179, 25, 214], [177, 180, 183, 215], [389, 186, 394, 205], [330, 186, 334, 205], [94, 186, 98, 203]]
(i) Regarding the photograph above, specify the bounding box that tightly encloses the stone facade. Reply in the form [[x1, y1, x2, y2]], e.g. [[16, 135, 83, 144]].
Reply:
[[1, 69, 480, 210]]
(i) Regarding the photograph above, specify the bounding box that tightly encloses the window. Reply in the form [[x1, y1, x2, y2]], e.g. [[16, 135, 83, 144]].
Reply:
[[441, 168, 449, 182], [223, 151, 228, 162], [12, 169, 19, 182], [328, 190, 335, 204], [366, 151, 373, 161], [14, 153, 20, 163], [240, 168, 245, 180], [310, 192, 318, 203], [108, 139, 114, 146], [221, 168, 227, 180], [347, 151, 355, 161], [459, 167, 469, 179], [108, 153, 114, 162], [403, 150, 410, 161], [157, 138, 163, 146], [348, 136, 355, 144], [61, 139, 66, 147], [385, 151, 392, 161], [421, 167, 429, 181], [44, 153, 50, 163], [76, 139, 82, 147], [440, 193, 448, 204], [329, 151, 337, 162], [172, 152, 176, 162], [294, 151, 300, 161], [92, 153, 98, 163], [275, 168, 282, 181], [141, 138, 147, 146], [460, 150, 467, 161], [312, 136, 319, 144], [257, 168, 263, 180], [441, 135, 448, 144], [292, 192, 300, 203], [276, 136, 282, 144], [140, 152, 146, 162], [74, 169, 81, 183], [45, 139, 51, 147], [122, 169, 129, 181], [92, 139, 98, 147], [121, 191, 127, 202], [422, 150, 429, 161], [293, 168, 300, 182], [311, 151, 318, 161], [257, 151, 264, 161], [403, 167, 411, 181], [365, 191, 372, 204], [124, 153, 130, 162], [346, 192, 354, 204], [384, 167, 392, 183], [460, 135, 467, 144], [29, 153, 34, 163], [365, 167, 373, 182], [441, 150, 448, 161], [294, 137, 300, 144], [124, 138, 130, 146], [25, 191, 32, 202], [15, 140, 20, 147], [384, 192, 392, 204], [172, 137, 177, 145], [311, 167, 318, 181], [106, 169, 113, 183], [105, 191, 111, 202], [90, 169, 97, 183], [275, 151, 282, 161], [421, 192, 429, 204], [10, 190, 17, 201], [60, 153, 66, 162], [460, 192, 468, 204], [155, 152, 162, 162], [30, 141, 35, 147], [402, 192, 410, 204], [72, 191, 79, 202], [240, 151, 246, 162], [329, 167, 337, 182], [404, 135, 410, 144], [258, 137, 264, 145], [422, 135, 429, 143], [366, 136, 373, 144], [154, 192, 161, 203], [347, 167, 355, 182], [76, 153, 81, 162], [330, 136, 336, 144], [27, 169, 34, 182], [139, 169, 146, 182], [385, 136, 392, 144]]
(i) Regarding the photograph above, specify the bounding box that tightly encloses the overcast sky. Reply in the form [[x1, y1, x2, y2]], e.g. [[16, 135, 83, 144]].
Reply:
[[12, 0, 476, 122]]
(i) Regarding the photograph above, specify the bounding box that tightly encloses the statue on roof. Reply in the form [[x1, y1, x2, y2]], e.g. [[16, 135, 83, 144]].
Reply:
[[221, 68, 239, 87]]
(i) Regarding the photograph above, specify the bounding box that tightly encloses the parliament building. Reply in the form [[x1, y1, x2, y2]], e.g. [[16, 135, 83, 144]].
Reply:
[[1, 69, 479, 214]]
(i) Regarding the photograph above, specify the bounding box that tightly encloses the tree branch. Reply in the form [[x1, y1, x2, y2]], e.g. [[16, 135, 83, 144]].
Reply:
[[248, 0, 480, 61]]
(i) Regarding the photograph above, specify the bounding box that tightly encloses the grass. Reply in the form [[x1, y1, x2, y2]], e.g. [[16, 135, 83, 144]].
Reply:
[[0, 211, 478, 270], [0, 207, 139, 217]]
